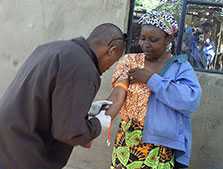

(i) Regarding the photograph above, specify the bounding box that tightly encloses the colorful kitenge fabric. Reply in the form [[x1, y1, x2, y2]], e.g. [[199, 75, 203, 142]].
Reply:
[[112, 53, 151, 126], [110, 120, 174, 169], [111, 53, 174, 169], [138, 10, 178, 36]]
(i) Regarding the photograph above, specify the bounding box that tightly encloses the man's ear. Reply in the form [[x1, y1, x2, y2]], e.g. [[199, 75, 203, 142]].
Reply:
[[138, 40, 143, 48], [108, 46, 118, 56]]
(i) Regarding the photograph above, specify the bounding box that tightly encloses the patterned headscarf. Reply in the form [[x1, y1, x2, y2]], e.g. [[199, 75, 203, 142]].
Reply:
[[138, 10, 178, 36]]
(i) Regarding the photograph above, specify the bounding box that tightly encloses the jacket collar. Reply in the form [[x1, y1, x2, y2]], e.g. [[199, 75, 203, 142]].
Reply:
[[71, 37, 102, 75], [159, 54, 188, 76]]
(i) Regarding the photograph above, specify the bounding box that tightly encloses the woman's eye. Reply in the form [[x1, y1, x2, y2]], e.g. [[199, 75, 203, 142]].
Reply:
[[140, 36, 159, 43], [150, 38, 159, 42]]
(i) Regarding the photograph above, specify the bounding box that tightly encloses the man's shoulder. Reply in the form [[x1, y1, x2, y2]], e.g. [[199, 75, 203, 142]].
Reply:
[[38, 40, 77, 52], [36, 39, 86, 63]]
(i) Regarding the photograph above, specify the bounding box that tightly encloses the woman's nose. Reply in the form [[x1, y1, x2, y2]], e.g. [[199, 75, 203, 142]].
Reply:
[[143, 41, 152, 48], [144, 39, 152, 45]]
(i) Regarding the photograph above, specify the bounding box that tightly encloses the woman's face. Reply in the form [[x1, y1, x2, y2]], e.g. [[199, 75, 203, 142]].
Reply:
[[139, 25, 170, 61]]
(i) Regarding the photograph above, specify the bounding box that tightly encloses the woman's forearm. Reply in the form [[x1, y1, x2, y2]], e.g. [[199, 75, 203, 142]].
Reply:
[[106, 87, 127, 120]]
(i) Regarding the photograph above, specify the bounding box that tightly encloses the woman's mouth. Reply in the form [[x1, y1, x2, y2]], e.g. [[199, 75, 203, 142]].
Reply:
[[144, 50, 152, 55]]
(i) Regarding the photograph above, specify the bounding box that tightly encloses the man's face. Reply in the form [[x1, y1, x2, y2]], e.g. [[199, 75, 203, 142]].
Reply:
[[199, 34, 204, 43]]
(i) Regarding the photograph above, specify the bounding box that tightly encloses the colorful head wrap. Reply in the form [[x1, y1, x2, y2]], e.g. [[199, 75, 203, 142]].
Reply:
[[138, 10, 178, 36]]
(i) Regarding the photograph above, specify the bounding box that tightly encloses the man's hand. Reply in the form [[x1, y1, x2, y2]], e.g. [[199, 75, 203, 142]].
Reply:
[[88, 100, 112, 116], [81, 142, 92, 149], [95, 110, 111, 128], [128, 68, 154, 84]]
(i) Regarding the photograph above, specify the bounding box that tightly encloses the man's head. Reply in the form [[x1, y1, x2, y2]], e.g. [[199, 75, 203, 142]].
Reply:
[[201, 22, 212, 41], [201, 22, 211, 34], [87, 23, 126, 73]]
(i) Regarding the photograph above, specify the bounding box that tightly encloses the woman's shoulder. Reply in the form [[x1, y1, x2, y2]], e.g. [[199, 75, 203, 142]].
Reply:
[[174, 54, 193, 68], [162, 54, 193, 76], [124, 53, 144, 59], [170, 54, 196, 76], [170, 54, 191, 68], [120, 53, 144, 64]]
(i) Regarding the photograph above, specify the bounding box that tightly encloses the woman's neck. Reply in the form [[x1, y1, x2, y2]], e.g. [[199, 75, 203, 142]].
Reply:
[[145, 52, 172, 64]]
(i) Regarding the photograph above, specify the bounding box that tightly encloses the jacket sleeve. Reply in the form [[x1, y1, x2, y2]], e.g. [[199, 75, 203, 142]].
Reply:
[[147, 62, 202, 115], [51, 61, 101, 146]]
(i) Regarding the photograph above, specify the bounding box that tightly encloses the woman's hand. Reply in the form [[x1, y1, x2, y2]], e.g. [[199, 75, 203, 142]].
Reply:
[[128, 68, 154, 84]]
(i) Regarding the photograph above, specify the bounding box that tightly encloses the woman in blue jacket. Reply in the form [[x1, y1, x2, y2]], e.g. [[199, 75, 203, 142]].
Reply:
[[107, 11, 201, 169]]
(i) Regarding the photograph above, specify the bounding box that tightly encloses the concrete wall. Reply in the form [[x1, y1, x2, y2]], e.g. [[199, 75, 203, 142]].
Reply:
[[0, 0, 130, 94], [190, 72, 223, 169], [1, 1, 223, 169]]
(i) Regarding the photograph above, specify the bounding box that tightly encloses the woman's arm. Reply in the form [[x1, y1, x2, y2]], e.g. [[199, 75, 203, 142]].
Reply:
[[105, 80, 128, 121], [106, 54, 132, 120], [128, 62, 202, 115], [146, 66, 201, 114]]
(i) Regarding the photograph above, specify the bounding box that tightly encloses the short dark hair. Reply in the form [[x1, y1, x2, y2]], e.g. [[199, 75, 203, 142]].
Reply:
[[88, 23, 126, 47], [201, 22, 212, 33]]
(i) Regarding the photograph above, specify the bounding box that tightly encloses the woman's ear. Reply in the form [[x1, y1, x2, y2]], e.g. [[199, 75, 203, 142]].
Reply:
[[165, 35, 173, 45]]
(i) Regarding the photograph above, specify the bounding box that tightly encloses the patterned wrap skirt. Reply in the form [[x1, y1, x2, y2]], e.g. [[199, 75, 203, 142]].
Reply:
[[110, 119, 175, 169]]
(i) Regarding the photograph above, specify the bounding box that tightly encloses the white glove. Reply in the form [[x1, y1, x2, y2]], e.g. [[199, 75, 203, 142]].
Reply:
[[95, 110, 111, 129], [88, 100, 112, 116]]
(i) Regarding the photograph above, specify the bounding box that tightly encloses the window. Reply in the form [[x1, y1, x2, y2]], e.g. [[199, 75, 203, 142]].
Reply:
[[127, 0, 223, 73], [183, 2, 223, 72]]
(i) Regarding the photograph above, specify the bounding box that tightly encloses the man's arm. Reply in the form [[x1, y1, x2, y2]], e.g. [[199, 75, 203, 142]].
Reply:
[[51, 65, 101, 146]]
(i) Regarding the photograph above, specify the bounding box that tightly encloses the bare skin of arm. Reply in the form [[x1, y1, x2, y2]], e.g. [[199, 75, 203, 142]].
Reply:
[[105, 80, 128, 121]]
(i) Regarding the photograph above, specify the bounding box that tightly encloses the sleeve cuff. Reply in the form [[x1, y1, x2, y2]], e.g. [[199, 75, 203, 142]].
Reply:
[[88, 117, 102, 139], [147, 73, 163, 93]]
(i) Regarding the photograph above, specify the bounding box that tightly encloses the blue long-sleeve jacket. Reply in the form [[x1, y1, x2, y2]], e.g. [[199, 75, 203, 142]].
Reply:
[[143, 55, 202, 167]]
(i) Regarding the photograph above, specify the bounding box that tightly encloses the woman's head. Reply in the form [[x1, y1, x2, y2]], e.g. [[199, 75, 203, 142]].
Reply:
[[138, 11, 178, 61], [139, 25, 171, 61]]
